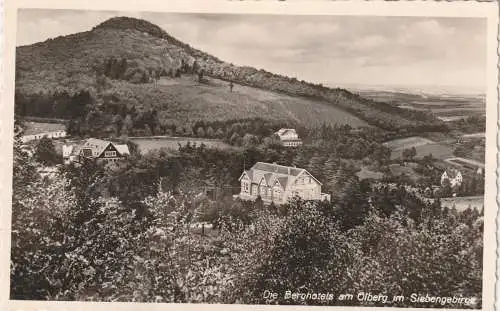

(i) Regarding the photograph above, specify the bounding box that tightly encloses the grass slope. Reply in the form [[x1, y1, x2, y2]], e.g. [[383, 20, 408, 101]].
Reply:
[[107, 75, 369, 127]]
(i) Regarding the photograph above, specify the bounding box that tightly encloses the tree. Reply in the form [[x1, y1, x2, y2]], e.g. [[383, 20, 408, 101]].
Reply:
[[229, 132, 241, 146], [34, 136, 61, 166], [12, 130, 39, 191], [334, 176, 370, 230], [197, 69, 204, 83], [402, 148, 411, 161], [241, 134, 258, 148], [141, 71, 149, 83], [214, 128, 224, 138], [224, 201, 360, 305], [118, 58, 128, 79], [410, 146, 417, 160], [111, 114, 124, 137], [350, 212, 483, 308], [11, 176, 78, 299], [206, 126, 215, 138], [121, 114, 134, 136], [196, 127, 206, 137]]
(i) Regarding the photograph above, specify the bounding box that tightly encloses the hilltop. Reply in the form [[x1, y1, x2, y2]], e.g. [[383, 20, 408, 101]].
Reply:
[[15, 16, 447, 134]]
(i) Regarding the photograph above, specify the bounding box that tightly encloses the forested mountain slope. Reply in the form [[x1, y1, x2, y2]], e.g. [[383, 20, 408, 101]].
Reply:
[[15, 16, 447, 134]]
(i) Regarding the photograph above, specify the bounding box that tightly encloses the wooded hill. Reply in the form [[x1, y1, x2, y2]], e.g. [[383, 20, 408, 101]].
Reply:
[[15, 16, 447, 134]]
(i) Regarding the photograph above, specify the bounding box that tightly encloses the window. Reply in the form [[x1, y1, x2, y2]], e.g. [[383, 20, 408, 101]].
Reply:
[[252, 185, 258, 195], [105, 151, 117, 157], [274, 188, 282, 200]]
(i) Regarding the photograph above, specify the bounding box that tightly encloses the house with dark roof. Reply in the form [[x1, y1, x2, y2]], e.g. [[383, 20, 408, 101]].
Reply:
[[63, 138, 130, 164], [238, 162, 330, 205], [275, 128, 303, 147]]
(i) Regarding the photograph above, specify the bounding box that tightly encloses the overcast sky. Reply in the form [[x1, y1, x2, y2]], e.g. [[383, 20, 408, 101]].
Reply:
[[17, 9, 487, 92]]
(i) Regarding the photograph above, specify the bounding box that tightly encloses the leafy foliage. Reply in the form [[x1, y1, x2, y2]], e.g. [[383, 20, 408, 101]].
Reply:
[[34, 136, 61, 166]]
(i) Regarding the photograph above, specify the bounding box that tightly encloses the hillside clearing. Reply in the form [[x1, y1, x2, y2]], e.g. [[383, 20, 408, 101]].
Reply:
[[383, 136, 435, 150], [113, 76, 370, 128], [23, 121, 66, 135], [129, 136, 234, 154]]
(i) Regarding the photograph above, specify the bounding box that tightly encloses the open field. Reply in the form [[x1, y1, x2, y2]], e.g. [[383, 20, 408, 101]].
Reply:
[[437, 116, 467, 122], [130, 136, 234, 154], [441, 196, 484, 212], [410, 143, 455, 160], [462, 133, 485, 138], [445, 157, 485, 170], [356, 167, 384, 181], [388, 164, 422, 182], [383, 136, 455, 160], [383, 136, 435, 150], [389, 143, 455, 160]]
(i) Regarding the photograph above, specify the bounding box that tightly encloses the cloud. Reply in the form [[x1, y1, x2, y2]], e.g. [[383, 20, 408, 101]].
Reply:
[[409, 19, 456, 37]]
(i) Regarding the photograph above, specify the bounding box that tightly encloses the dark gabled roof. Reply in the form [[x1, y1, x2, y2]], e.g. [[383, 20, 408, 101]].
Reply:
[[83, 138, 111, 157]]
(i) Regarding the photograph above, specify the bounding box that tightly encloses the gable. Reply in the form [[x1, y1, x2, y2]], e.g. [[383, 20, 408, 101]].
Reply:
[[273, 179, 282, 188], [239, 171, 251, 182], [98, 143, 119, 158], [258, 176, 269, 187], [295, 170, 322, 186]]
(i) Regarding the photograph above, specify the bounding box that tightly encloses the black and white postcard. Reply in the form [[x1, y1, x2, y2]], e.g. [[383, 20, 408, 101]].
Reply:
[[1, 1, 498, 311]]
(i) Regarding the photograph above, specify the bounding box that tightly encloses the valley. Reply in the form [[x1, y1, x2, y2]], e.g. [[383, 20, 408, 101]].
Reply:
[[354, 88, 485, 122]]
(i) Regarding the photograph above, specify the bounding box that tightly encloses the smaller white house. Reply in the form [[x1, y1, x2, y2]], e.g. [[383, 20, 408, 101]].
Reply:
[[441, 169, 463, 188], [62, 145, 76, 164], [22, 130, 67, 143], [275, 128, 303, 147]]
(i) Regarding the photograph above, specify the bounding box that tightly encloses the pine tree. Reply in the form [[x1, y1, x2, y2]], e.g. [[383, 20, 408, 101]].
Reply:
[[122, 114, 134, 136], [34, 136, 61, 166]]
